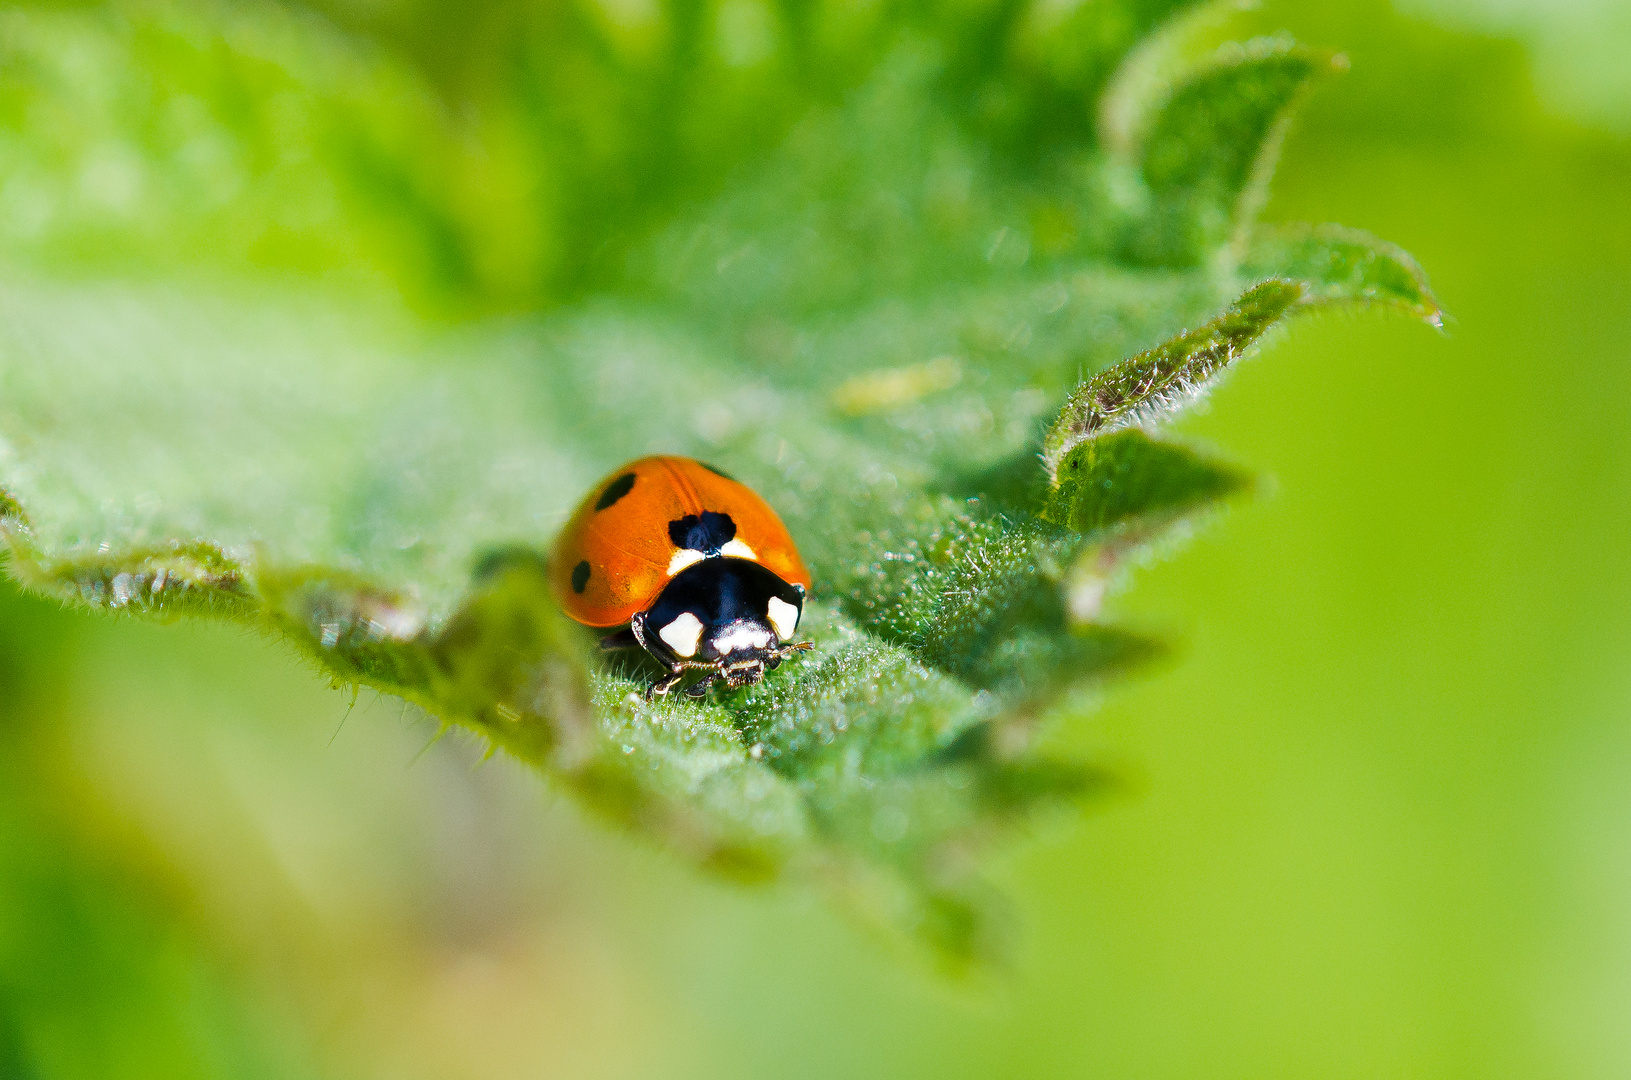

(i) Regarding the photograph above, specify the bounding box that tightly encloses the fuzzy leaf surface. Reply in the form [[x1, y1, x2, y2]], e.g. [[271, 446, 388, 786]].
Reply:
[[1042, 279, 1306, 476], [0, 0, 1439, 962]]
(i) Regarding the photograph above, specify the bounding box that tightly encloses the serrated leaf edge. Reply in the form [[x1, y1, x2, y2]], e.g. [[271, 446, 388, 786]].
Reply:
[[1041, 279, 1304, 483]]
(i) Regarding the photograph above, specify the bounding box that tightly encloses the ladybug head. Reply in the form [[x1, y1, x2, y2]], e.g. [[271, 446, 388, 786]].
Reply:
[[632, 557, 810, 698]]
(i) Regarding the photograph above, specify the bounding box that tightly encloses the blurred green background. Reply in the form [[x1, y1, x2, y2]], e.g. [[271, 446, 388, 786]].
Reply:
[[2, 2, 1629, 1078]]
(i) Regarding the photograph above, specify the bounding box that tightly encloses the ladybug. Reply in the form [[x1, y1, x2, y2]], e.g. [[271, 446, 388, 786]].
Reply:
[[550, 456, 813, 699]]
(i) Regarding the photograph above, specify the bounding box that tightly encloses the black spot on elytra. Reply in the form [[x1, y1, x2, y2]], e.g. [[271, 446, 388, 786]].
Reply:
[[700, 462, 737, 481], [571, 560, 590, 593], [595, 472, 637, 511], [668, 511, 736, 553]]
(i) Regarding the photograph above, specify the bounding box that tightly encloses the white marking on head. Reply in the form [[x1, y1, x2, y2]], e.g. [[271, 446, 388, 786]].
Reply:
[[667, 548, 706, 575], [712, 621, 773, 655], [657, 612, 705, 658], [719, 539, 756, 560], [766, 596, 800, 641]]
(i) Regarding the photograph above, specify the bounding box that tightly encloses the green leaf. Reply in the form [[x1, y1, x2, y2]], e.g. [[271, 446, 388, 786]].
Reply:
[[0, 0, 1436, 964], [1243, 223, 1444, 324], [0, 2, 496, 306], [1045, 429, 1254, 538], [1122, 40, 1342, 267], [1042, 279, 1305, 476]]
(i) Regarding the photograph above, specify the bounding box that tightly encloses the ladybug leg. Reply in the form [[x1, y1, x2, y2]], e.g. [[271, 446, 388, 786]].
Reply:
[[599, 627, 640, 651], [684, 670, 721, 698], [629, 613, 653, 652], [646, 667, 686, 700]]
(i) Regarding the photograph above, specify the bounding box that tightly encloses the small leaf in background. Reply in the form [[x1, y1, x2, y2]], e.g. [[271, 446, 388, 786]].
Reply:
[[0, 0, 1442, 964], [1243, 222, 1444, 322], [1121, 40, 1343, 267]]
